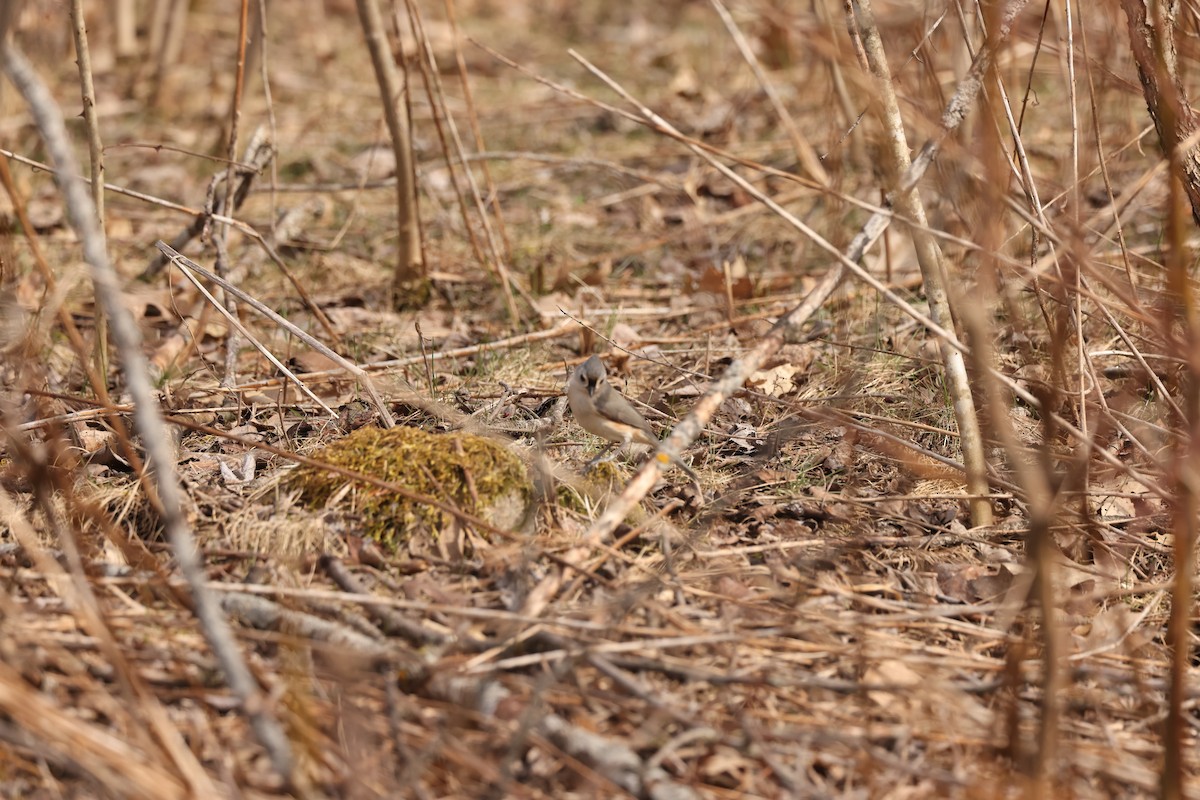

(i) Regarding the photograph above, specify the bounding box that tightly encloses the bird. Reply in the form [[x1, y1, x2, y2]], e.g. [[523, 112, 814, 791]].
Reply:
[[566, 354, 701, 486]]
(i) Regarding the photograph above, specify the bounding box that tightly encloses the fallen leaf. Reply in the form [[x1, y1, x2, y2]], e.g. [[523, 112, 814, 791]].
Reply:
[[749, 363, 800, 397]]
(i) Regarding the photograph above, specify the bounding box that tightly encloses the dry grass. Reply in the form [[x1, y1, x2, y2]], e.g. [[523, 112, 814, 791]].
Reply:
[[0, 0, 1197, 796]]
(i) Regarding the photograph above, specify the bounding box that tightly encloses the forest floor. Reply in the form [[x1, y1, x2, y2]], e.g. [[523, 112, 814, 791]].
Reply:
[[0, 1, 1191, 797]]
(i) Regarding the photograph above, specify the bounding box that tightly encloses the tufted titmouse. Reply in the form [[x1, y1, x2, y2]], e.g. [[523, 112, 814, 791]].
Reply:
[[566, 355, 701, 485]]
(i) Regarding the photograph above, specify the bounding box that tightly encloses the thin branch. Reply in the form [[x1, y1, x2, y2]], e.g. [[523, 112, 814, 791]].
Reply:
[[216, 0, 251, 386]]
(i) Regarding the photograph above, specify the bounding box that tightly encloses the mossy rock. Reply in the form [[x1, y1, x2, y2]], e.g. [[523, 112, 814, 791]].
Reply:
[[290, 426, 530, 547]]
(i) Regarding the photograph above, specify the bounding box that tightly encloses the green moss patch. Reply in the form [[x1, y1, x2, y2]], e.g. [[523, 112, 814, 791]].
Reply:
[[290, 426, 530, 547]]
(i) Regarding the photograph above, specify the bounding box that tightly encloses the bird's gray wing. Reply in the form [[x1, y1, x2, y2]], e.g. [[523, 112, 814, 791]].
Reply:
[[594, 389, 658, 440]]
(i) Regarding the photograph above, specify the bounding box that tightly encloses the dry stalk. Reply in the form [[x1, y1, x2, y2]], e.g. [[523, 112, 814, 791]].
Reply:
[[1120, 0, 1200, 227], [216, 0, 251, 386], [849, 0, 991, 527], [123, 131, 344, 349], [149, 0, 187, 107], [354, 0, 426, 304], [1081, 15, 1200, 788], [815, 0, 868, 168], [1077, 19, 1138, 288], [1159, 68, 1200, 800], [964, 20, 1089, 777], [256, 0, 279, 235], [68, 1, 104, 230], [5, 142, 344, 365], [69, 0, 109, 393], [403, 0, 522, 324], [958, 296, 1064, 785], [1108, 13, 1200, 791], [0, 39, 296, 784], [443, 0, 512, 257], [115, 0, 137, 56]]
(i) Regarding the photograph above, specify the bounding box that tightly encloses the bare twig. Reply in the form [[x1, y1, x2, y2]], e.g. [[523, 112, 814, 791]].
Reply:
[[404, 0, 522, 323], [320, 556, 452, 647], [68, 2, 104, 230], [1120, 0, 1200, 227], [443, 0, 512, 258], [166, 253, 338, 417], [430, 674, 702, 799], [232, 318, 576, 392], [216, 0, 251, 386], [256, 0, 279, 237], [138, 132, 275, 279]]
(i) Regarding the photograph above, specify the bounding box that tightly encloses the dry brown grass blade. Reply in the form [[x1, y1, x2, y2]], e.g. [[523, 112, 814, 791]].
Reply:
[[0, 658, 188, 800], [0, 486, 218, 796]]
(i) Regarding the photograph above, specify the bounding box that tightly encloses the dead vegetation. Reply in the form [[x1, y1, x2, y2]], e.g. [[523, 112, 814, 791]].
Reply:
[[0, 0, 1197, 796]]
